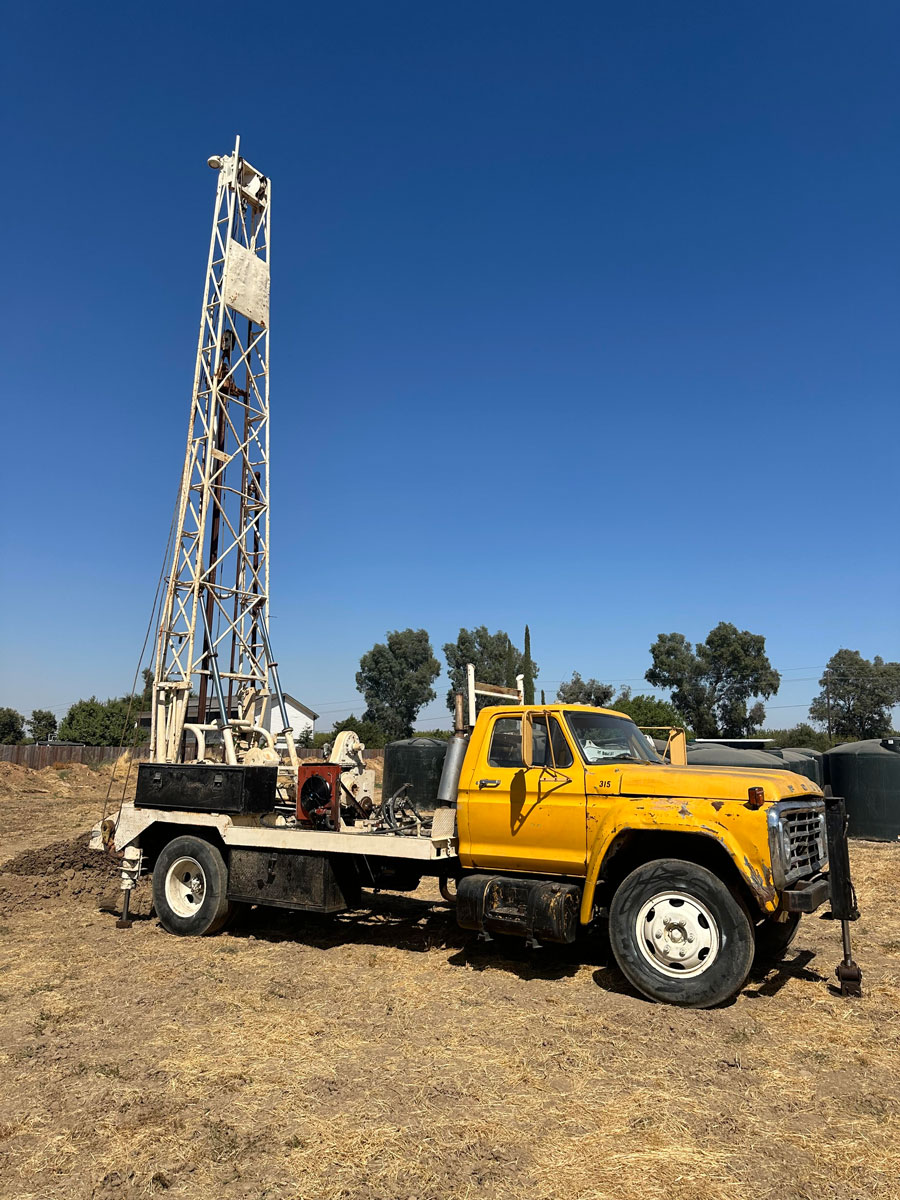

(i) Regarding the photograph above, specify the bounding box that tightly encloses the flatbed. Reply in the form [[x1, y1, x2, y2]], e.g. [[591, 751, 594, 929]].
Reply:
[[95, 801, 458, 863]]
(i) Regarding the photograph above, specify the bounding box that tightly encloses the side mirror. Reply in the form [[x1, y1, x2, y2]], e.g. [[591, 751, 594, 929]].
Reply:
[[521, 712, 534, 769]]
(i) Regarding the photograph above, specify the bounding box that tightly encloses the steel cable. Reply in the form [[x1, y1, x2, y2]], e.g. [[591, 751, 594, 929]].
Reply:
[[100, 482, 181, 828]]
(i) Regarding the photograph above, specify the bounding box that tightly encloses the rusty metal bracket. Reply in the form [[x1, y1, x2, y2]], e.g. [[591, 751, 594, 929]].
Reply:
[[836, 955, 862, 997]]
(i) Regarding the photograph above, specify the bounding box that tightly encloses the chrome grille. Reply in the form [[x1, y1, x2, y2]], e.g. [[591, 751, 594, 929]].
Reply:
[[782, 808, 827, 879], [768, 802, 827, 889]]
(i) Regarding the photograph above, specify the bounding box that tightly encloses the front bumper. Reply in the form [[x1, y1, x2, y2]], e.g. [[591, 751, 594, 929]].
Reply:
[[781, 873, 830, 913]]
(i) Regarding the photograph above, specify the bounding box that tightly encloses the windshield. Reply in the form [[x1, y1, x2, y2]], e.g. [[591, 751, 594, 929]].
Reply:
[[564, 711, 662, 765]]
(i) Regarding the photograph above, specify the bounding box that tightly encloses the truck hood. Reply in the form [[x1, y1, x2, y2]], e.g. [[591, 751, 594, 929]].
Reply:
[[587, 763, 822, 804]]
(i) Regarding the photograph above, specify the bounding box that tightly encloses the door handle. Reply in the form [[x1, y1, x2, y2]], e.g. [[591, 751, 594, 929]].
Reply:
[[478, 778, 502, 789]]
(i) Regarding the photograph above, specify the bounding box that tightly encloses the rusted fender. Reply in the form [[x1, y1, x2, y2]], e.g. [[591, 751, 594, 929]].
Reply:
[[580, 794, 778, 924]]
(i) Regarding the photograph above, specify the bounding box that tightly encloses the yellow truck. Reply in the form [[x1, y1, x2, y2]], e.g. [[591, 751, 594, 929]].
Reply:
[[453, 704, 854, 1006], [95, 701, 860, 1008]]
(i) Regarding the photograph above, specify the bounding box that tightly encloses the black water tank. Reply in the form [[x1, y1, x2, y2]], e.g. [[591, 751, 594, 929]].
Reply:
[[382, 738, 449, 816], [779, 748, 821, 784], [686, 744, 790, 771], [823, 739, 900, 841], [784, 747, 825, 787]]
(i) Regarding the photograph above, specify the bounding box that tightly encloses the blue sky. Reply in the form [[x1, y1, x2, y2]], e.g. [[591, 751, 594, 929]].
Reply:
[[1, 2, 897, 731]]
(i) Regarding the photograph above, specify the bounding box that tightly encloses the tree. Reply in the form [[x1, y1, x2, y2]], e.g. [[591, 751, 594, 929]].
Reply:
[[556, 672, 616, 707], [645, 623, 780, 737], [809, 650, 900, 742], [27, 709, 57, 743], [443, 626, 539, 713], [356, 629, 440, 742], [612, 692, 684, 729], [331, 714, 387, 749], [294, 726, 313, 749], [0, 708, 25, 745], [555, 676, 684, 728], [504, 636, 516, 688], [523, 625, 535, 705], [58, 696, 148, 746], [760, 723, 830, 752]]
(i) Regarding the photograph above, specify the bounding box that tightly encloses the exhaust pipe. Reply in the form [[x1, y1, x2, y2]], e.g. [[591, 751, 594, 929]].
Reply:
[[436, 693, 468, 806]]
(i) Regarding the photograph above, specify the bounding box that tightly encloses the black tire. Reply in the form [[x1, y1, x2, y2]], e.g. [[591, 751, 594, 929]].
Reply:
[[608, 858, 755, 1008], [152, 835, 233, 936], [754, 912, 801, 964]]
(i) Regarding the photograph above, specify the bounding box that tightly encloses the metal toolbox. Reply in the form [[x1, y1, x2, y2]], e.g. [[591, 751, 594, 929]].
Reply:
[[227, 848, 357, 912], [134, 763, 278, 814]]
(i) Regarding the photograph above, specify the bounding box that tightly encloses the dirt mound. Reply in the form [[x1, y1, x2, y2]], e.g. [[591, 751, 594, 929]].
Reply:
[[0, 760, 29, 777], [0, 761, 49, 799], [0, 832, 118, 912], [2, 835, 102, 877]]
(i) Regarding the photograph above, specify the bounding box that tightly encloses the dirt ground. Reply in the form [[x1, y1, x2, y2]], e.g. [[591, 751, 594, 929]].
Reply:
[[0, 761, 898, 1200]]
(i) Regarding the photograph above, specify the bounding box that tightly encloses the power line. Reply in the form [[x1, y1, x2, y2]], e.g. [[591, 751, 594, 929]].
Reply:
[[764, 702, 819, 711]]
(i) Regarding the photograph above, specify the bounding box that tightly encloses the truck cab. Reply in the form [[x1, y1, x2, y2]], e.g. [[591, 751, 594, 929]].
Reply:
[[454, 704, 836, 1006]]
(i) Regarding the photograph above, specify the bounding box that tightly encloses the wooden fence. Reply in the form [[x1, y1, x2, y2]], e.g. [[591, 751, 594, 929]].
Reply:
[[0, 744, 383, 769], [0, 744, 151, 769]]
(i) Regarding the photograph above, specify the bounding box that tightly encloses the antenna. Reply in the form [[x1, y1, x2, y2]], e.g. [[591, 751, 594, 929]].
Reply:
[[150, 139, 296, 769]]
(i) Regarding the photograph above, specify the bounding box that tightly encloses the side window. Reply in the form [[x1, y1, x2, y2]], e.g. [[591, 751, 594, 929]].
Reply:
[[488, 717, 524, 767], [542, 716, 574, 768], [486, 715, 574, 769]]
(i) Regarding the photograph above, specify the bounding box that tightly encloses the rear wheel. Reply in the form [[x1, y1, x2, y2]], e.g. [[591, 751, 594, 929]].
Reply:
[[608, 858, 755, 1008], [152, 835, 233, 936]]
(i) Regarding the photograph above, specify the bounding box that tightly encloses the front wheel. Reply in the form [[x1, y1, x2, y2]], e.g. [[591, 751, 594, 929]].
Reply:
[[608, 858, 754, 1008], [152, 835, 233, 936]]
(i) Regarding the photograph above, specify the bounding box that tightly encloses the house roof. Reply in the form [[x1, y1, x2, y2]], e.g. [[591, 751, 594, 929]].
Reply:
[[282, 693, 319, 721]]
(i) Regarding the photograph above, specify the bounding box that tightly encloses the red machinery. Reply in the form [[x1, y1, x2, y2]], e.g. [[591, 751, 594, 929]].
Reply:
[[296, 763, 343, 829]]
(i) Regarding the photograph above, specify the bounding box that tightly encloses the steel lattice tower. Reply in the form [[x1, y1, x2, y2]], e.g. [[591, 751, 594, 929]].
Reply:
[[151, 138, 296, 768]]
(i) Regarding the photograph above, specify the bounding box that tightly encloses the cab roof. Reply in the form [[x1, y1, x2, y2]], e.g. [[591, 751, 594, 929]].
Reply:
[[478, 703, 633, 720]]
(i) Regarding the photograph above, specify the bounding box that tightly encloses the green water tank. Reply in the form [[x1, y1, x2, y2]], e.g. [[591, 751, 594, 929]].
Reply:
[[823, 739, 900, 841]]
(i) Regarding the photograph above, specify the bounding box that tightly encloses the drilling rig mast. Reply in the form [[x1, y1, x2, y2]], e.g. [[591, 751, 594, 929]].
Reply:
[[150, 138, 297, 770]]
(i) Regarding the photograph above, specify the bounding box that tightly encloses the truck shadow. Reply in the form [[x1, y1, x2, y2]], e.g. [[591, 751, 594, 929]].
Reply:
[[448, 933, 612, 984], [742, 949, 826, 999], [225, 892, 622, 986], [225, 898, 826, 1001], [227, 891, 464, 953]]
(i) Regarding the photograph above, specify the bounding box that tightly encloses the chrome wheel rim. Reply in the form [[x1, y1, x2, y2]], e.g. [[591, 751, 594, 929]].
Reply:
[[635, 890, 720, 978], [164, 855, 207, 918]]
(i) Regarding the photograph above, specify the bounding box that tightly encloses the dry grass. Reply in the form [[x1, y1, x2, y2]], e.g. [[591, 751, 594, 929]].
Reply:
[[0, 769, 898, 1200]]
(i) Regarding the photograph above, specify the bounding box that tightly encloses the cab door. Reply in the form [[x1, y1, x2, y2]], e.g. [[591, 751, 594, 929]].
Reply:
[[459, 712, 587, 876]]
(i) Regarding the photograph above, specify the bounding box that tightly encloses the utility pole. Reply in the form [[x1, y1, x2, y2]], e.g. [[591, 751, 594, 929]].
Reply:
[[150, 140, 296, 770], [825, 669, 833, 746]]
